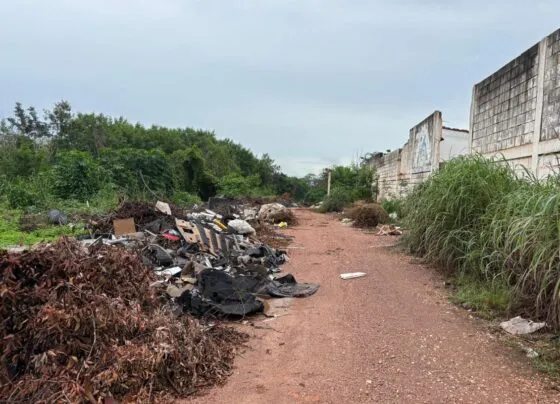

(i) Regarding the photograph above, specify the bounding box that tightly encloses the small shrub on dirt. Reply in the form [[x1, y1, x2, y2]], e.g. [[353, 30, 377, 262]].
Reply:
[[319, 187, 353, 212], [345, 203, 388, 228]]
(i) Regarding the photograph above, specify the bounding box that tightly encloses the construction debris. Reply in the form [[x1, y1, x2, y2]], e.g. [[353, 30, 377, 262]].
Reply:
[[227, 219, 256, 236], [155, 200, 172, 215], [377, 224, 403, 236]]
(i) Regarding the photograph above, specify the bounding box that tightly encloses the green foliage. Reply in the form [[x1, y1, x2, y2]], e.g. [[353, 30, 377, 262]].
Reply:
[[6, 180, 37, 208], [303, 188, 326, 206], [326, 164, 375, 201], [170, 191, 202, 208], [217, 174, 261, 197], [451, 275, 511, 319], [170, 147, 217, 200], [0, 100, 286, 207], [319, 187, 353, 212], [100, 148, 174, 197], [380, 199, 405, 220], [0, 136, 46, 179], [52, 151, 102, 201], [466, 178, 560, 326]]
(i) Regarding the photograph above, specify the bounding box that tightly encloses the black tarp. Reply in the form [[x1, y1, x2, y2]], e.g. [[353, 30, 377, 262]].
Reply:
[[179, 269, 320, 317]]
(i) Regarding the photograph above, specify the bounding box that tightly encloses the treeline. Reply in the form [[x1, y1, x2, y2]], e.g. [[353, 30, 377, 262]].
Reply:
[[0, 101, 314, 209]]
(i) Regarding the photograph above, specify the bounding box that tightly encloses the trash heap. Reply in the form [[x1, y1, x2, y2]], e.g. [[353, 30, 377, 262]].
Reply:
[[0, 238, 248, 402], [1, 199, 317, 402], [83, 199, 317, 319]]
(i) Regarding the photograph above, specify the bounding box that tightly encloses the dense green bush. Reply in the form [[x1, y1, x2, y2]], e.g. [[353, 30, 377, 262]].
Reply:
[[217, 174, 261, 197], [303, 188, 326, 206], [170, 191, 202, 207], [319, 187, 353, 212], [51, 151, 103, 201], [6, 180, 38, 208], [100, 148, 174, 196], [0, 101, 300, 208]]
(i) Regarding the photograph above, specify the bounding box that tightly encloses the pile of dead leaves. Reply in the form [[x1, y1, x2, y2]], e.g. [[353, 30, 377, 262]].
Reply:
[[0, 238, 247, 403], [344, 203, 389, 228]]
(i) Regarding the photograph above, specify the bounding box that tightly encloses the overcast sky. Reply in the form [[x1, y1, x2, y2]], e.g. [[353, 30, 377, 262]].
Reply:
[[0, 1, 559, 176]]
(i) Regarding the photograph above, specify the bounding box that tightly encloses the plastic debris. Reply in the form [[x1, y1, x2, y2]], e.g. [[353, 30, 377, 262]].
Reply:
[[500, 316, 546, 335], [258, 203, 292, 223], [376, 224, 403, 236], [48, 209, 68, 225], [520, 346, 539, 358], [340, 272, 367, 280], [155, 200, 172, 215], [227, 219, 256, 235]]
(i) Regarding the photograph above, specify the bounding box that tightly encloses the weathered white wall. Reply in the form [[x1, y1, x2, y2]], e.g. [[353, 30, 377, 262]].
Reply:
[[470, 28, 560, 178], [370, 111, 468, 200], [440, 128, 469, 161]]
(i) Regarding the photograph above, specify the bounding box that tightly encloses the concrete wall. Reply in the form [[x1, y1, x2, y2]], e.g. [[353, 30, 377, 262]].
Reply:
[[441, 128, 470, 161], [370, 111, 468, 200], [470, 28, 560, 178]]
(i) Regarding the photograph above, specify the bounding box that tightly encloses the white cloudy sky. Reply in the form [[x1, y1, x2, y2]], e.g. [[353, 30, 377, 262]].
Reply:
[[1, 1, 559, 175]]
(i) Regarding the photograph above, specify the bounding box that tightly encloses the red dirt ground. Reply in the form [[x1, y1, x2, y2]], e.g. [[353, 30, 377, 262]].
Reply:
[[187, 209, 559, 403]]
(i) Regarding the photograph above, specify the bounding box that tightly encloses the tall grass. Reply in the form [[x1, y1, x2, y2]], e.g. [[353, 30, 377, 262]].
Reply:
[[468, 178, 560, 325], [404, 155, 560, 328], [404, 156, 518, 271]]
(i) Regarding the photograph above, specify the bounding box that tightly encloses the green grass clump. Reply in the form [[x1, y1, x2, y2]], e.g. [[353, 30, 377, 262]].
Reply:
[[451, 275, 511, 319], [0, 210, 82, 248], [380, 199, 405, 221]]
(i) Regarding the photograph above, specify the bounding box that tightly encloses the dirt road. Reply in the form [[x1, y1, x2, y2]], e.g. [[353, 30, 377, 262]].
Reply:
[[189, 209, 558, 403]]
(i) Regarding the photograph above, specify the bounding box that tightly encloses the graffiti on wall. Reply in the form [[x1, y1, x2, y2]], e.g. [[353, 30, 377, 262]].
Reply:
[[414, 124, 431, 169]]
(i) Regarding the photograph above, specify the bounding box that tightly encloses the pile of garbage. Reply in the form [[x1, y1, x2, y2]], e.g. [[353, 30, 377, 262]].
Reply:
[[0, 238, 248, 402], [90, 199, 316, 318], [1, 198, 317, 401]]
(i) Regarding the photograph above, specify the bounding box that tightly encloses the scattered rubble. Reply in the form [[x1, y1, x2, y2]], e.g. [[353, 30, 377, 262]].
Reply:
[[376, 224, 403, 236]]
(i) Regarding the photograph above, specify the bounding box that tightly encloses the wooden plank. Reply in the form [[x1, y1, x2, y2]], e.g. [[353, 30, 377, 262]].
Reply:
[[175, 219, 199, 244]]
